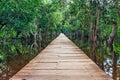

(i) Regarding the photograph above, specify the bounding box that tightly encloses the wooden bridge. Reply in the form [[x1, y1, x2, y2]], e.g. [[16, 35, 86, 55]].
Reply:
[[10, 33, 113, 80]]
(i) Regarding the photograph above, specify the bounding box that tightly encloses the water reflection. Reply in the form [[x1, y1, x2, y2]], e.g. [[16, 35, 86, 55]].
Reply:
[[0, 40, 39, 80], [0, 33, 59, 80], [104, 58, 120, 79]]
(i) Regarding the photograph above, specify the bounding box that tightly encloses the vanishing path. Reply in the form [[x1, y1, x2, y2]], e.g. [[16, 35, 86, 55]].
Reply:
[[10, 33, 113, 80]]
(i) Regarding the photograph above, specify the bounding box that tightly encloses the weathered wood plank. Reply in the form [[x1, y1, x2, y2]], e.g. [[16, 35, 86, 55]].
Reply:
[[10, 33, 113, 80]]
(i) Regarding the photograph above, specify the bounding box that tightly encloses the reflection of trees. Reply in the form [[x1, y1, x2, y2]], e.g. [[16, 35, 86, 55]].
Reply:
[[0, 32, 58, 79]]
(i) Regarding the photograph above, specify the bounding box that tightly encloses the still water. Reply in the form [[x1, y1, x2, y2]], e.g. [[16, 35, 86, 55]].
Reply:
[[0, 33, 58, 80], [104, 58, 120, 80], [0, 40, 42, 80]]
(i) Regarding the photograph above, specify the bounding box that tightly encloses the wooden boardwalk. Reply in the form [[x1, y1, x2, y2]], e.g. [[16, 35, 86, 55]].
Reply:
[[10, 33, 113, 80]]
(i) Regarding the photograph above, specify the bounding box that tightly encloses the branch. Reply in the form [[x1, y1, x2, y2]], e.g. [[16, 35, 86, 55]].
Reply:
[[108, 23, 118, 54]]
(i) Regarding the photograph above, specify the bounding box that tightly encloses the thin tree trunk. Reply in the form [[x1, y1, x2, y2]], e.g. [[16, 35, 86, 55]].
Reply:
[[101, 37, 105, 70], [33, 33, 38, 49], [89, 17, 93, 58], [81, 24, 84, 48], [108, 23, 118, 80], [93, 8, 100, 62], [38, 29, 42, 51], [96, 9, 100, 62]]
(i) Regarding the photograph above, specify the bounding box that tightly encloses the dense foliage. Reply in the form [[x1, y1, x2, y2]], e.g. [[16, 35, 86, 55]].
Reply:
[[0, 0, 120, 80]]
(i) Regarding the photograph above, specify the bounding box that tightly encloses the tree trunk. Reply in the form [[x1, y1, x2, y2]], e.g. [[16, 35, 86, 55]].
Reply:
[[81, 24, 84, 48], [33, 32, 38, 49], [94, 8, 100, 63], [89, 17, 93, 58], [108, 23, 118, 80], [94, 9, 100, 41], [93, 8, 100, 62], [30, 31, 38, 51], [38, 29, 42, 51], [101, 37, 105, 70]]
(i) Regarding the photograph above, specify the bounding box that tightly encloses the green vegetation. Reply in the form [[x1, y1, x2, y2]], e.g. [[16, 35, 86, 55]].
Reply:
[[0, 0, 120, 80]]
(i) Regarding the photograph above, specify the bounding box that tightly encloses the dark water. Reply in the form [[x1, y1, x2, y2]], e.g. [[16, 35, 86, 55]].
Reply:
[[0, 54, 36, 80], [0, 33, 59, 80], [0, 40, 39, 80]]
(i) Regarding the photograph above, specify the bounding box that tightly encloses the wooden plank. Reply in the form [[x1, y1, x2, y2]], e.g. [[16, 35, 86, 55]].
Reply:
[[10, 33, 113, 80]]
